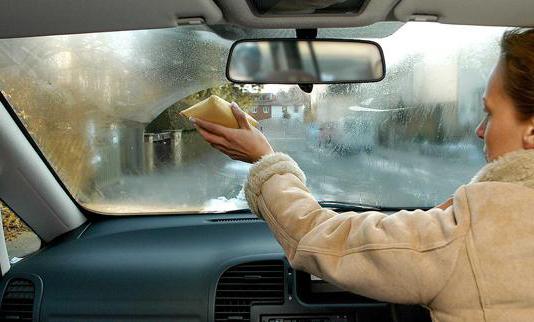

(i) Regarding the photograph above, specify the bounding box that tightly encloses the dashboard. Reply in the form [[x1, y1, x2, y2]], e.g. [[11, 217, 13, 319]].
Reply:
[[0, 213, 431, 322]]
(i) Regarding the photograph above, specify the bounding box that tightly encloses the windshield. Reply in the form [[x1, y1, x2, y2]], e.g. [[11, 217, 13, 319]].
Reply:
[[0, 22, 506, 214]]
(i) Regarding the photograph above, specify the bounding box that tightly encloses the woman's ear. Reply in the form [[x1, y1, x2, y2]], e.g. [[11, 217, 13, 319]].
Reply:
[[523, 117, 534, 149]]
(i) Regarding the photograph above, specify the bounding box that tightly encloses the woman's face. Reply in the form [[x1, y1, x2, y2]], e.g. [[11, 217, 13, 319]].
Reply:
[[476, 61, 534, 161]]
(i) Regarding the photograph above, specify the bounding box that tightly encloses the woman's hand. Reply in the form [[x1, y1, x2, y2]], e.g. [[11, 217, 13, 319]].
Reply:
[[190, 102, 274, 163]]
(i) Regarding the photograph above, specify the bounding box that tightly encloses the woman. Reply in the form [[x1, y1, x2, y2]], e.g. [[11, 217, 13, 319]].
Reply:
[[191, 29, 534, 321]]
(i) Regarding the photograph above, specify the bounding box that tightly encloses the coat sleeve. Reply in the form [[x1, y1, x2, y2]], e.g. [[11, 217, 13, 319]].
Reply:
[[244, 152, 472, 305]]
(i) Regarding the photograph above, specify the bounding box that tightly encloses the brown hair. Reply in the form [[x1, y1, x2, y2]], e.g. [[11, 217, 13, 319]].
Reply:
[[500, 28, 534, 120]]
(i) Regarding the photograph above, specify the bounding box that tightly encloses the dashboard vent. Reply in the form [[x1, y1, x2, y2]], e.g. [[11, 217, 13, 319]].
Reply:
[[215, 260, 284, 322], [0, 278, 35, 321], [209, 217, 261, 223]]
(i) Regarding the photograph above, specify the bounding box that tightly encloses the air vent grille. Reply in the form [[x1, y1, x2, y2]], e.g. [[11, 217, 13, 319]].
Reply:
[[209, 218, 261, 223], [0, 278, 35, 321], [215, 260, 284, 322]]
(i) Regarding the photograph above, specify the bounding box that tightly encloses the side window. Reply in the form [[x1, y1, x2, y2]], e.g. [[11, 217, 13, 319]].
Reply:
[[0, 201, 41, 260]]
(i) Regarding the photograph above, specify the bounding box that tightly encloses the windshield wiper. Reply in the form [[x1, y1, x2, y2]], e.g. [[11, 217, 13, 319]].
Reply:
[[318, 201, 382, 212]]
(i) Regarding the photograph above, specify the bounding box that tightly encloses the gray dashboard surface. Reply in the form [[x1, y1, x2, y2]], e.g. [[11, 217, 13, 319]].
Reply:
[[2, 214, 283, 321]]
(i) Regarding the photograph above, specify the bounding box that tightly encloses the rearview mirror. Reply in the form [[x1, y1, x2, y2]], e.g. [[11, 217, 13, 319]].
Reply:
[[227, 39, 385, 84]]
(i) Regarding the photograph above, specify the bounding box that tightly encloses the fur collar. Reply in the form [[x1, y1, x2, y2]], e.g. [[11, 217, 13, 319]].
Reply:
[[470, 149, 534, 189]]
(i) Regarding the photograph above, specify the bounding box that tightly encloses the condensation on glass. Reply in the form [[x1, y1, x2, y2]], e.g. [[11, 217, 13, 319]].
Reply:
[[0, 23, 506, 214]]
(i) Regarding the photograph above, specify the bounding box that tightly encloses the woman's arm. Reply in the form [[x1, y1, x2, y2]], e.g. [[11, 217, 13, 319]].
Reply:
[[192, 103, 471, 305], [244, 153, 471, 304]]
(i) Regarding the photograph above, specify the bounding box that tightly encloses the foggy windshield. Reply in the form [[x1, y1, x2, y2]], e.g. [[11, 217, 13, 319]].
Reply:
[[0, 23, 506, 214]]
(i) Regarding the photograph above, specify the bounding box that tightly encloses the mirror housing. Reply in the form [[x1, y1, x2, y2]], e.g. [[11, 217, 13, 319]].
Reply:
[[226, 38, 385, 84]]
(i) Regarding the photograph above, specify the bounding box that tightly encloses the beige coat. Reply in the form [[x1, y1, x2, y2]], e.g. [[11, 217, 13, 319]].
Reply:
[[244, 149, 534, 322]]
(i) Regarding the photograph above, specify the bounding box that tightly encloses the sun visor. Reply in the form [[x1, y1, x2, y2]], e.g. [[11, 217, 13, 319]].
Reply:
[[395, 0, 533, 27], [0, 0, 223, 39]]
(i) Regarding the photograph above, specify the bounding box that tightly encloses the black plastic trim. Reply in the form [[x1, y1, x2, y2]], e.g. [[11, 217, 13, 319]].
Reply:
[[0, 273, 44, 322], [293, 270, 387, 309]]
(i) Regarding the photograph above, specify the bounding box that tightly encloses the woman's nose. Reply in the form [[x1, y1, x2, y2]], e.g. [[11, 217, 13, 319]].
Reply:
[[475, 118, 486, 139]]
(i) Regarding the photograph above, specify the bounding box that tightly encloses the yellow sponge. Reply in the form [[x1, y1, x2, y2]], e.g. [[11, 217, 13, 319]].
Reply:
[[180, 95, 258, 128]]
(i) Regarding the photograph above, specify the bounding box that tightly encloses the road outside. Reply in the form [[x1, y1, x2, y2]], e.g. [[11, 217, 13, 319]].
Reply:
[[92, 123, 485, 213]]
